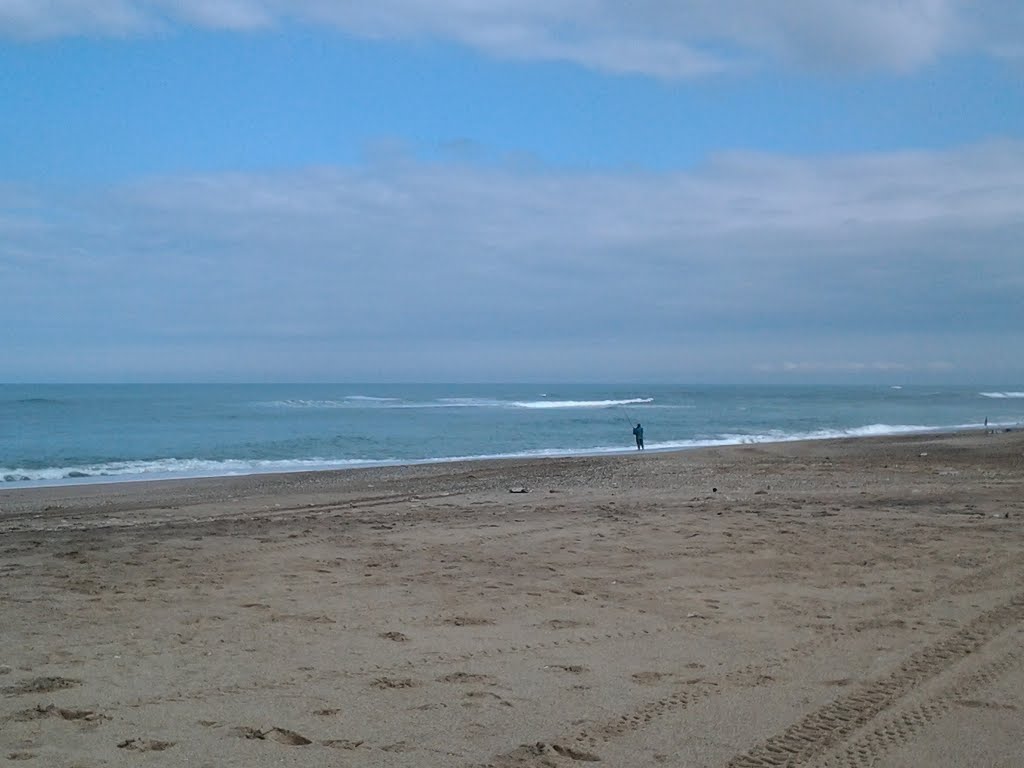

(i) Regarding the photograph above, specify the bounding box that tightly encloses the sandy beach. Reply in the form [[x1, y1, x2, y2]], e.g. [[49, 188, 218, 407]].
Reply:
[[1, 430, 1022, 767]]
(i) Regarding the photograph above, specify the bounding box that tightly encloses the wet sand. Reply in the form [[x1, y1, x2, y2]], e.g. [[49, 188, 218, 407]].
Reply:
[[1, 430, 1023, 767]]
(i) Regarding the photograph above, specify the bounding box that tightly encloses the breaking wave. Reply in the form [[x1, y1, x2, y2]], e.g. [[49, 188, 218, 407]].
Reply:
[[509, 398, 653, 409], [259, 396, 654, 410], [1, 457, 380, 486]]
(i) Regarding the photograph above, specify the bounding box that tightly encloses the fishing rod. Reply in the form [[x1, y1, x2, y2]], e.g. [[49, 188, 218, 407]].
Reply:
[[618, 404, 638, 428]]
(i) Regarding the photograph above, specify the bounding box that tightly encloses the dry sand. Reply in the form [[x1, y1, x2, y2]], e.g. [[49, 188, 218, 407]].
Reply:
[[1, 431, 1022, 767]]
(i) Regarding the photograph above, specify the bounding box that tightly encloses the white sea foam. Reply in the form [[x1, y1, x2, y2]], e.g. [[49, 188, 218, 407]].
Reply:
[[509, 397, 653, 409], [435, 397, 503, 407], [259, 396, 403, 408], [979, 392, 1024, 399], [1, 456, 384, 487], [261, 399, 353, 408], [260, 396, 653, 410], [369, 396, 657, 409]]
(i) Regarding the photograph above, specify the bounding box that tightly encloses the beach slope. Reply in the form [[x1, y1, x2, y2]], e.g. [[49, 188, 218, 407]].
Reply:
[[1, 431, 1022, 766]]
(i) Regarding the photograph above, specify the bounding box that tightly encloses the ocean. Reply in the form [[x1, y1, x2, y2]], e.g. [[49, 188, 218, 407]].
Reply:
[[1, 384, 1022, 488]]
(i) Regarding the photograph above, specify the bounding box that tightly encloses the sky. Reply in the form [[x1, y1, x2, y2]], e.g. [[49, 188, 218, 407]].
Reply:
[[1, 1, 1022, 383]]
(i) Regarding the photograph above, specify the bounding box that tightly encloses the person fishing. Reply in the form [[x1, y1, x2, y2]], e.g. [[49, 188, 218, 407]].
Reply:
[[632, 422, 644, 451]]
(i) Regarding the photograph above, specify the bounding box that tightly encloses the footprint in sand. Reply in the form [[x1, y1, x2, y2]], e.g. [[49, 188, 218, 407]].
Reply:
[[546, 664, 588, 675], [958, 699, 1018, 711], [2, 677, 80, 696], [381, 741, 414, 752], [443, 616, 494, 627], [230, 726, 312, 745], [462, 691, 513, 708], [505, 742, 600, 763], [370, 677, 421, 690], [13, 704, 109, 724], [436, 672, 497, 685], [539, 618, 590, 630], [631, 671, 672, 685], [117, 738, 175, 752]]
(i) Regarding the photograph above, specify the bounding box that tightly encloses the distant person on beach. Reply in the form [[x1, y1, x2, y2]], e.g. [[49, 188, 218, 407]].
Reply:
[[633, 423, 644, 451]]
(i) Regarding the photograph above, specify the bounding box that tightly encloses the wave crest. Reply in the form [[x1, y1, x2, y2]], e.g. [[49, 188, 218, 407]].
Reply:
[[510, 397, 653, 409], [2, 457, 378, 485]]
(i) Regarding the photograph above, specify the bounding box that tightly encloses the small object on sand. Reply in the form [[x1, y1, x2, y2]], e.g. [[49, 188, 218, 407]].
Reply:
[[117, 738, 176, 752], [686, 612, 707, 619], [508, 487, 530, 494], [919, 452, 928, 457], [712, 487, 717, 493]]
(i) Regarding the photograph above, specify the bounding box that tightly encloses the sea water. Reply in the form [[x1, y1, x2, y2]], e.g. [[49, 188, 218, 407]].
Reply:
[[1, 384, 1022, 488]]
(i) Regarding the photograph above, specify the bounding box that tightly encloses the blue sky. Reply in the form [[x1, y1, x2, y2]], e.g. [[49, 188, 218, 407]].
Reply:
[[1, 1, 1022, 382]]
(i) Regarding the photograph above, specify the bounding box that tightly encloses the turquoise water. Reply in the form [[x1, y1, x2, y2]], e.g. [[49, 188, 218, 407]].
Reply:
[[1, 384, 1022, 487]]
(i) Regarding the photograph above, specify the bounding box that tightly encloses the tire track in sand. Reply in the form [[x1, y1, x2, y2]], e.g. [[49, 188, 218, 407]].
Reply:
[[815, 639, 1024, 768], [481, 563, 1022, 766], [725, 592, 1024, 768]]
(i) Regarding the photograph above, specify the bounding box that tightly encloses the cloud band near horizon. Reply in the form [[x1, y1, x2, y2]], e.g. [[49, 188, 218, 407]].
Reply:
[[2, 140, 1022, 381]]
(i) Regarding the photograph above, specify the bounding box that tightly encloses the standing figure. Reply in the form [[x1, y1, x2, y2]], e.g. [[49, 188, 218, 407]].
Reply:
[[632, 423, 644, 451]]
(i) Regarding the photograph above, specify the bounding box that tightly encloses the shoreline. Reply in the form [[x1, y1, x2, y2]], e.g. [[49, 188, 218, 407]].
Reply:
[[0, 427, 1015, 527], [0, 425, 982, 499], [2, 429, 1022, 766], [3, 421, 1013, 494]]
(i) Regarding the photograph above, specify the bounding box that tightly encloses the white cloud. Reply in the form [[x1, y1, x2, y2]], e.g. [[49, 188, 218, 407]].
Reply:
[[0, 0, 147, 37], [113, 140, 1024, 239], [2, 141, 1023, 380], [1, 0, 1020, 77]]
